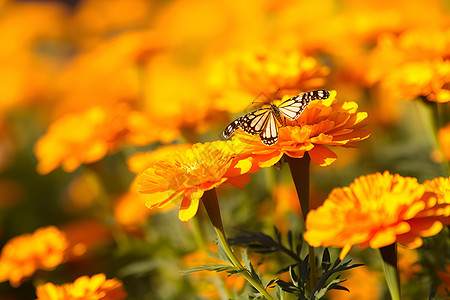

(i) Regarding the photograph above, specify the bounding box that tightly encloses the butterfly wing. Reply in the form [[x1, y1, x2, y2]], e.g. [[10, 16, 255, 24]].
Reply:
[[259, 111, 279, 145], [238, 108, 271, 135], [278, 90, 330, 120], [223, 119, 241, 139]]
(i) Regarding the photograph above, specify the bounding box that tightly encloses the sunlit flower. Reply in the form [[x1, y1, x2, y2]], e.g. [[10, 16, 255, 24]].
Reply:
[[34, 103, 176, 174], [328, 266, 381, 300], [233, 91, 371, 167], [0, 1, 67, 113], [398, 247, 420, 282], [422, 176, 450, 221], [438, 123, 450, 160], [35, 105, 129, 174], [69, 0, 152, 48], [367, 28, 450, 103], [0, 226, 68, 287], [210, 47, 329, 113], [35, 273, 127, 300], [127, 144, 192, 174], [137, 140, 259, 221], [304, 171, 449, 260]]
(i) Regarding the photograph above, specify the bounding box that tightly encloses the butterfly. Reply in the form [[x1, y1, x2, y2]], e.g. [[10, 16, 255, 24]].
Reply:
[[223, 90, 330, 146]]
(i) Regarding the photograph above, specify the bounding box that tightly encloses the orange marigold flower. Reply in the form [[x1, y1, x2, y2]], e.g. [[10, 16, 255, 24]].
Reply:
[[398, 247, 420, 282], [35, 105, 129, 174], [367, 28, 450, 103], [233, 90, 371, 167], [34, 104, 176, 174], [35, 273, 127, 300], [328, 266, 381, 300], [304, 171, 449, 260], [438, 123, 450, 161], [137, 140, 259, 221], [210, 47, 329, 113], [0, 226, 68, 287], [127, 144, 192, 174]]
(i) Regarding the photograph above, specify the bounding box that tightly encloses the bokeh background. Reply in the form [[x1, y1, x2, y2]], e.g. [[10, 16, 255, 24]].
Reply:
[[0, 0, 449, 299]]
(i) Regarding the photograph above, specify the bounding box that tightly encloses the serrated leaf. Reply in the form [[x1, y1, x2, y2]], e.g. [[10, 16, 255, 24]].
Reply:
[[313, 278, 343, 299], [217, 241, 233, 265], [289, 265, 298, 286], [181, 264, 232, 275], [299, 254, 309, 283], [331, 285, 350, 292], [288, 231, 294, 251], [242, 248, 251, 269], [322, 248, 331, 272], [274, 226, 282, 244]]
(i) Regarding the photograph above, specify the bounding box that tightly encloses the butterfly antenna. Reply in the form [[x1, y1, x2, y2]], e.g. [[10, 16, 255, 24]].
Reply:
[[272, 88, 281, 101]]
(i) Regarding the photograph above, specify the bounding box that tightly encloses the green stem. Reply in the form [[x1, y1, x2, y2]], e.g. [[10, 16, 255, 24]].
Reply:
[[378, 243, 400, 300], [202, 188, 274, 300], [286, 154, 317, 290]]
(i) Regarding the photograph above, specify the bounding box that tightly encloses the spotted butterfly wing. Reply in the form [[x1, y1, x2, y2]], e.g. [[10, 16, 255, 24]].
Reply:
[[278, 90, 330, 120], [223, 90, 330, 146]]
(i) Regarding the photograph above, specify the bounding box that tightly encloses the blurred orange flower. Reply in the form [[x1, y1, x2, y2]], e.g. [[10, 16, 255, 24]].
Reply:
[[137, 140, 260, 221], [35, 273, 127, 300], [438, 123, 450, 160], [437, 264, 450, 297], [0, 1, 67, 114], [127, 144, 192, 174], [367, 28, 450, 103], [328, 266, 381, 300], [398, 247, 420, 282], [34, 103, 176, 174], [210, 47, 329, 113], [35, 105, 129, 174], [233, 91, 371, 167], [0, 226, 68, 287], [304, 171, 449, 260]]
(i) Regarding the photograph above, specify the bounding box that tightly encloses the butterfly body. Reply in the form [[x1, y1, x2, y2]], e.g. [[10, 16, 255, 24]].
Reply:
[[223, 90, 330, 146]]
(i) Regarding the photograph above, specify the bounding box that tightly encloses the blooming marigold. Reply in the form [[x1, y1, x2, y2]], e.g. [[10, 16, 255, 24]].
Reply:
[[304, 171, 449, 260], [438, 123, 450, 161], [233, 90, 371, 167], [367, 28, 450, 103], [0, 226, 68, 287], [34, 103, 176, 174], [210, 47, 329, 113], [35, 273, 127, 300], [137, 140, 259, 221]]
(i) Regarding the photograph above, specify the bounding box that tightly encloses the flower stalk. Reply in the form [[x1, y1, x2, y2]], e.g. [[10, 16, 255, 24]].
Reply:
[[379, 243, 401, 300], [201, 189, 274, 300], [286, 154, 317, 290]]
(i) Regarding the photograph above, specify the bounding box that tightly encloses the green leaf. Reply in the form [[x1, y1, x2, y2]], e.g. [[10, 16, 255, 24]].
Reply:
[[313, 278, 345, 299], [322, 248, 331, 272], [275, 285, 285, 300], [180, 264, 232, 275]]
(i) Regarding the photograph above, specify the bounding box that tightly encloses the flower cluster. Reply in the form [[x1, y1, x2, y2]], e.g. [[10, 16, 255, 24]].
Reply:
[[0, 226, 68, 287], [304, 171, 450, 260], [35, 273, 127, 300], [367, 28, 450, 103]]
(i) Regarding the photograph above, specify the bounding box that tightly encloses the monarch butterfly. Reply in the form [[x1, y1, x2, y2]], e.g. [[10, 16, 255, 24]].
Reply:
[[223, 90, 330, 146]]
